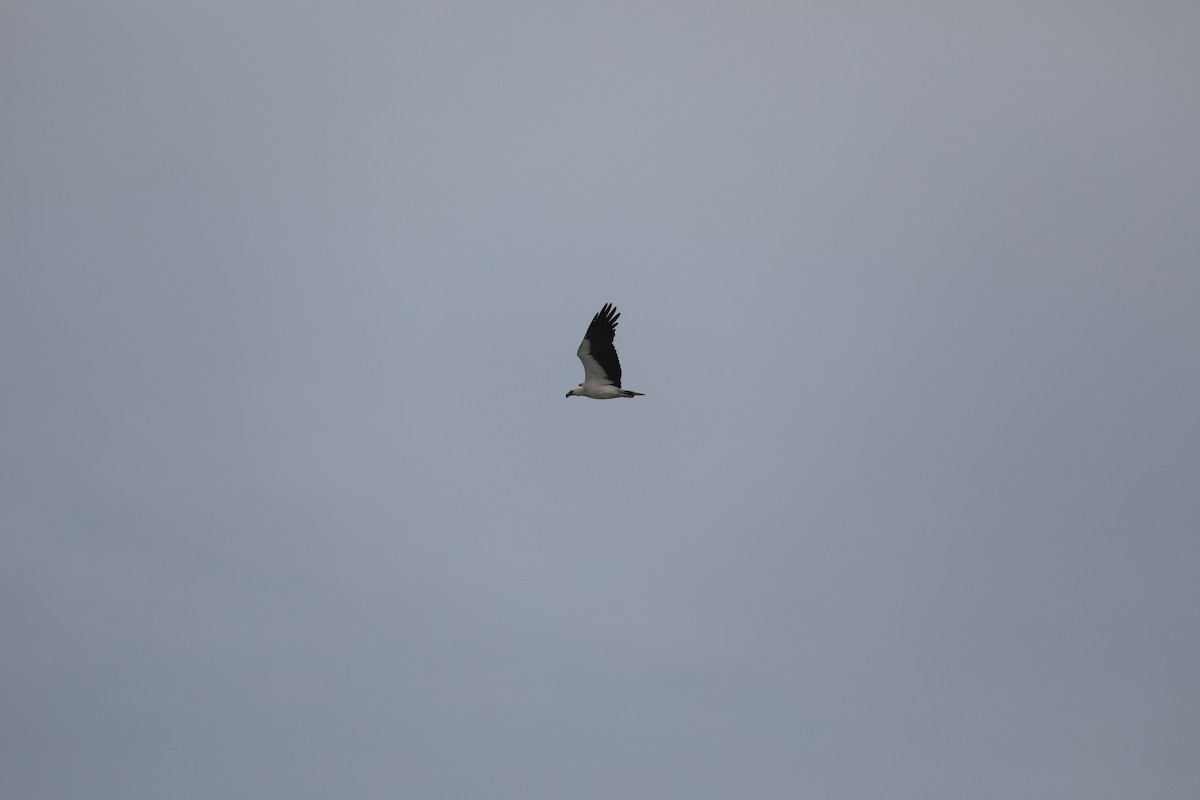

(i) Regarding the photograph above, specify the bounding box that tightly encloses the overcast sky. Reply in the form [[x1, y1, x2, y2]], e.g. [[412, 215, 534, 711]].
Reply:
[[3, 3, 1199, 798]]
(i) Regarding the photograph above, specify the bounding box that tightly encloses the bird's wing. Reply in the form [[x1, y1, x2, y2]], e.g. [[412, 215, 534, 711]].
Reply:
[[576, 303, 623, 388]]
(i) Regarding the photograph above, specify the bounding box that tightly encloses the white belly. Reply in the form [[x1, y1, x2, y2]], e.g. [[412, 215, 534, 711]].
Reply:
[[580, 384, 625, 399]]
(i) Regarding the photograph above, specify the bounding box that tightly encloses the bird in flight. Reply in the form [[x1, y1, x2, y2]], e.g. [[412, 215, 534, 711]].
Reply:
[[566, 303, 645, 399]]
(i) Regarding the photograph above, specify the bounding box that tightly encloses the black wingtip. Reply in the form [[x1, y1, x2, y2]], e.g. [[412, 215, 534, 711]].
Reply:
[[594, 303, 619, 327]]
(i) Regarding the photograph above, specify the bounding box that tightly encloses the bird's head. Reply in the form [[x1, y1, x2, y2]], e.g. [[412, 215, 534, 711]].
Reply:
[[565, 384, 582, 398]]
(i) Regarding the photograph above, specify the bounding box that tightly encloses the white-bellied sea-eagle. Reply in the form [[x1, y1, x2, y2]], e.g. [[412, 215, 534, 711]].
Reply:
[[565, 303, 645, 399]]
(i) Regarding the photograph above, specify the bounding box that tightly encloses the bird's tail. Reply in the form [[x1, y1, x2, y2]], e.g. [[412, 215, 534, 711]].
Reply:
[[619, 390, 645, 398]]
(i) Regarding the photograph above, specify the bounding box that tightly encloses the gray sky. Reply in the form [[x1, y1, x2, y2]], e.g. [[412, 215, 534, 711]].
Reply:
[[3, 3, 1198, 798]]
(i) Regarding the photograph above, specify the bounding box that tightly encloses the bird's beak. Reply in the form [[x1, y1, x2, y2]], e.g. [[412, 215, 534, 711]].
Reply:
[[565, 392, 572, 398]]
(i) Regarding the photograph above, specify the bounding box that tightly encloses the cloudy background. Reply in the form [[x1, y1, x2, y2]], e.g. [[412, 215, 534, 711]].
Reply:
[[3, 2, 1198, 798]]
